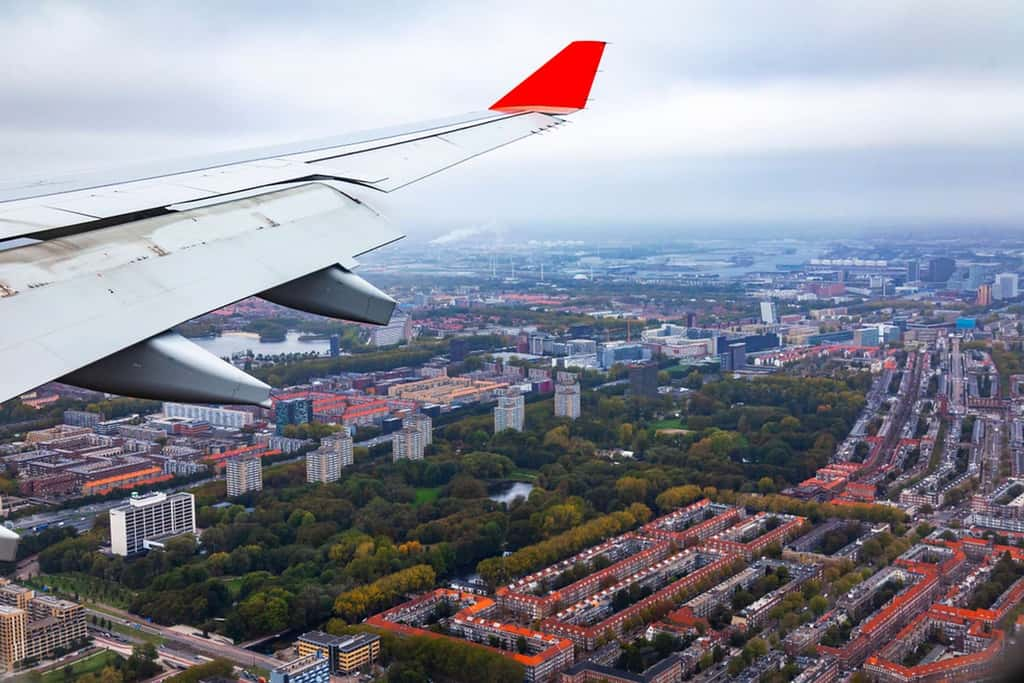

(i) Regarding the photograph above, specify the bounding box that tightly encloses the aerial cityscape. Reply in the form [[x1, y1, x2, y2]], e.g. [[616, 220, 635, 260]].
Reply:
[[2, 2, 1024, 683], [2, 230, 1024, 682]]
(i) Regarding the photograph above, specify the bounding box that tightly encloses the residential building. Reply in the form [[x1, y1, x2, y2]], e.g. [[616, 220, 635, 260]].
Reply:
[[270, 652, 330, 683], [296, 631, 380, 675], [109, 491, 196, 557], [62, 409, 100, 428], [275, 397, 314, 435], [393, 426, 425, 462], [0, 586, 86, 670], [162, 402, 254, 428], [306, 433, 353, 483], [977, 283, 992, 306], [226, 456, 263, 497], [0, 606, 26, 670], [494, 389, 526, 432], [370, 313, 411, 347], [760, 300, 778, 325], [995, 272, 1019, 300], [554, 373, 581, 420], [402, 412, 433, 446]]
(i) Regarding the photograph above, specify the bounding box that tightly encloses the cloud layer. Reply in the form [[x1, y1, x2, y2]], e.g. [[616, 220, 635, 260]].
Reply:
[[1, 1, 1022, 236]]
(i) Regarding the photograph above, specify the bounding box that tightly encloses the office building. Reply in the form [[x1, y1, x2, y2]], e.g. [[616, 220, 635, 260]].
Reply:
[[162, 402, 254, 429], [494, 389, 525, 432], [226, 456, 263, 497], [597, 341, 650, 370], [854, 324, 901, 347], [297, 631, 380, 675], [554, 373, 581, 420], [905, 260, 920, 281], [329, 334, 341, 358], [995, 272, 1019, 300], [393, 426, 425, 462], [271, 652, 330, 683], [629, 362, 659, 399], [760, 300, 778, 325], [276, 397, 314, 435], [927, 256, 955, 283], [720, 342, 746, 372], [306, 433, 352, 484], [977, 283, 993, 306], [109, 491, 196, 557]]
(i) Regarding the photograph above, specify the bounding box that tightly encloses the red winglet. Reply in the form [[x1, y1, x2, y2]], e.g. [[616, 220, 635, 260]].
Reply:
[[490, 41, 606, 114]]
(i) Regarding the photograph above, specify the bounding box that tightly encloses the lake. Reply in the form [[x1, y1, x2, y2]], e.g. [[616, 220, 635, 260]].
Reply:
[[489, 481, 534, 505], [193, 331, 331, 358]]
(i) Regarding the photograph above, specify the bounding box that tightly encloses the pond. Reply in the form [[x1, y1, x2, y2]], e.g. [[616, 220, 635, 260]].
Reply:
[[489, 481, 534, 505]]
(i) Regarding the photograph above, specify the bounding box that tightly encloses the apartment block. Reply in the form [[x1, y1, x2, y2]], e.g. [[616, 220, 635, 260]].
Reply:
[[494, 389, 526, 433], [306, 433, 353, 484], [226, 455, 263, 497]]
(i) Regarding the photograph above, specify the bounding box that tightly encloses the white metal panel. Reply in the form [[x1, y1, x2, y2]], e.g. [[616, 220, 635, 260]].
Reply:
[[306, 112, 561, 191], [0, 111, 547, 242], [0, 183, 402, 402]]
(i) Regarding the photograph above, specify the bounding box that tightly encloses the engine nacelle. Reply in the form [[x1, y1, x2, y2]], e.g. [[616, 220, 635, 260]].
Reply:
[[259, 264, 396, 325]]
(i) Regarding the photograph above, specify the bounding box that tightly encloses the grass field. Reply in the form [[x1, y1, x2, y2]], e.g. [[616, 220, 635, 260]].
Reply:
[[413, 487, 441, 505], [40, 650, 122, 683], [651, 418, 685, 430]]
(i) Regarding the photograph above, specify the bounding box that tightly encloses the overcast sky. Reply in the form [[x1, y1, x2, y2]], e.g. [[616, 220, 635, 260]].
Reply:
[[1, 1, 1022, 240]]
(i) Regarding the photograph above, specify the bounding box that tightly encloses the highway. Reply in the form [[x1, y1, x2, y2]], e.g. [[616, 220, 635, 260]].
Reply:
[[85, 605, 280, 670]]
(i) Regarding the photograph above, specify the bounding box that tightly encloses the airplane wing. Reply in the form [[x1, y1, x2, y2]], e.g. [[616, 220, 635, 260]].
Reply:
[[0, 41, 606, 407]]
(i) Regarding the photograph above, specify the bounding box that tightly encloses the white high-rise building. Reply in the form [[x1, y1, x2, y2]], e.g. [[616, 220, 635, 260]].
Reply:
[[554, 374, 581, 420], [995, 273, 1019, 300], [494, 390, 525, 432], [109, 491, 195, 557], [760, 301, 778, 325], [307, 433, 353, 483], [226, 456, 263, 497], [162, 402, 254, 428], [392, 426, 425, 462]]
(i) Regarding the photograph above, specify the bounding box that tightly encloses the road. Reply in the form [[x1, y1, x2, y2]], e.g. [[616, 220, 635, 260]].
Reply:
[[85, 605, 280, 670]]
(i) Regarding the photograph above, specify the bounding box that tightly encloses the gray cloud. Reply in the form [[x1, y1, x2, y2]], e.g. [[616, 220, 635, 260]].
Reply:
[[0, 1, 1022, 234]]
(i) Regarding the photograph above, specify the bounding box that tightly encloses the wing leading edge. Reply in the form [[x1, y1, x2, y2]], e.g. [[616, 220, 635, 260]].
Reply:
[[0, 41, 607, 406]]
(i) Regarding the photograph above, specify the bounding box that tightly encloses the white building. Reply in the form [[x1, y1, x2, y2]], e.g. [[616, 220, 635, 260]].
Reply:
[[760, 301, 778, 325], [995, 272, 1019, 300], [370, 313, 411, 347], [162, 402, 253, 428], [226, 456, 263, 497], [306, 433, 353, 483], [554, 375, 581, 420], [494, 390, 525, 432], [109, 491, 195, 557], [392, 426, 425, 462]]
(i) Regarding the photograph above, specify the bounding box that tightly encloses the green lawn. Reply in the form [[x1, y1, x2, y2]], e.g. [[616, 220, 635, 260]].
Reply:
[[508, 469, 539, 482], [413, 487, 441, 505], [651, 418, 685, 430], [40, 650, 122, 683]]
